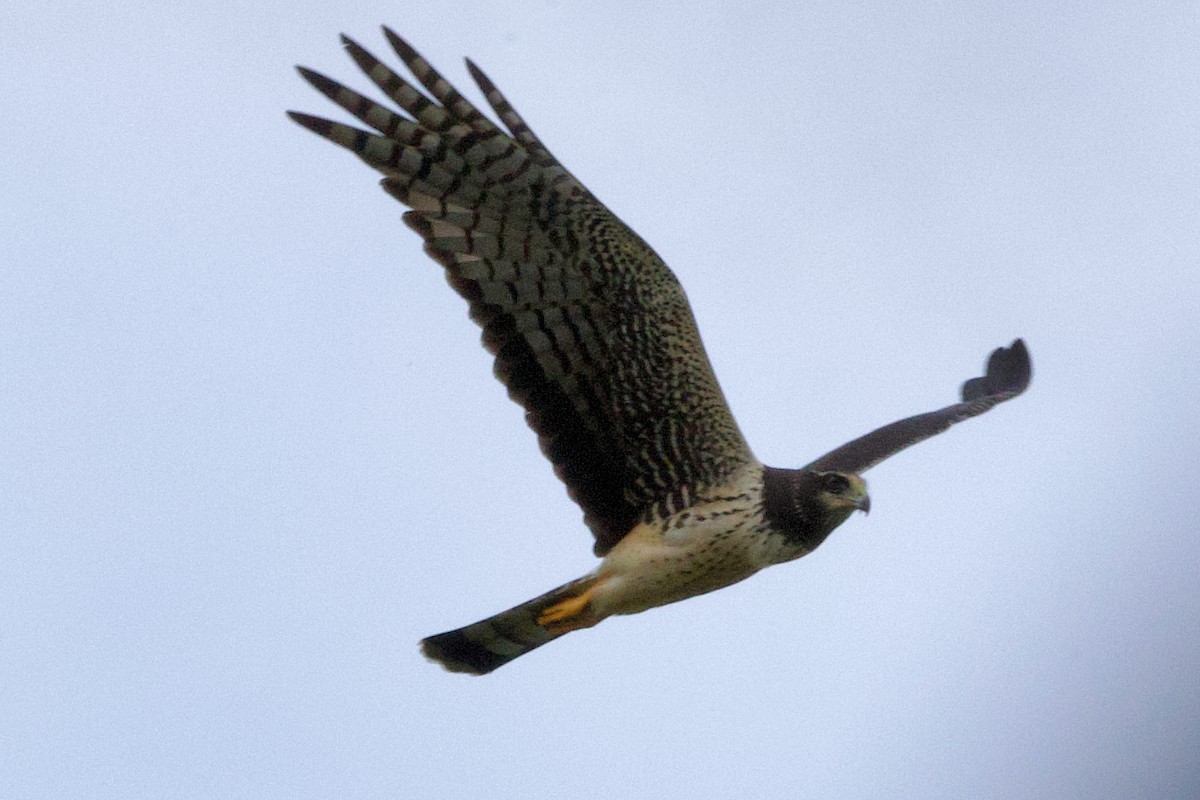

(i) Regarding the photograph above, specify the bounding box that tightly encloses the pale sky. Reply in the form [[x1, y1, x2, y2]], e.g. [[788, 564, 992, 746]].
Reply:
[[4, 2, 1199, 798]]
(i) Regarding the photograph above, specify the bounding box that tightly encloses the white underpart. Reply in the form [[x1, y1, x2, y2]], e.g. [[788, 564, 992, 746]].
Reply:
[[587, 462, 802, 618]]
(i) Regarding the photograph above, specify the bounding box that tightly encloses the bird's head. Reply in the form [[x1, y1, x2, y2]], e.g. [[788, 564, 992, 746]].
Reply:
[[761, 466, 870, 553], [811, 470, 871, 524]]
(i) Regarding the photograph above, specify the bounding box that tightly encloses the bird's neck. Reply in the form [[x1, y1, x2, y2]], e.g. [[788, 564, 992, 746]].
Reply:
[[761, 466, 844, 552]]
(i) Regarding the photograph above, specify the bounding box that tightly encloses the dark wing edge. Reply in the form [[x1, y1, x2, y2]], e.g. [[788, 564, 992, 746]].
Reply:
[[287, 31, 755, 555], [804, 339, 1031, 475], [287, 32, 639, 549]]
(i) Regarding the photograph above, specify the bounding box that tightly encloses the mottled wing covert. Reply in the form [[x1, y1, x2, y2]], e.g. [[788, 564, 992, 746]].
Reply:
[[805, 339, 1031, 475], [289, 30, 754, 554]]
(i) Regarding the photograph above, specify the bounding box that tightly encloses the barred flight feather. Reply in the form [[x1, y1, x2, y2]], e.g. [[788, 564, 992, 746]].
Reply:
[[290, 32, 754, 554]]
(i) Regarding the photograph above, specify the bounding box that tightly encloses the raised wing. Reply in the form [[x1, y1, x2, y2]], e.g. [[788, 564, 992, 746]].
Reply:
[[805, 339, 1031, 474], [289, 30, 754, 555]]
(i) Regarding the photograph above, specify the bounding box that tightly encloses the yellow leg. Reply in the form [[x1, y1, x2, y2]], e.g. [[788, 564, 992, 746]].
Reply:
[[537, 578, 605, 634]]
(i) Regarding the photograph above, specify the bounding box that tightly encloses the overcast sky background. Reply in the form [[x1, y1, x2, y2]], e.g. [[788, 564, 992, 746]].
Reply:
[[4, 2, 1199, 798]]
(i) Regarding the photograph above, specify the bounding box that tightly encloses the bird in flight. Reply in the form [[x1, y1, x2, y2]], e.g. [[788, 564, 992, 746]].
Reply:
[[289, 29, 1032, 675]]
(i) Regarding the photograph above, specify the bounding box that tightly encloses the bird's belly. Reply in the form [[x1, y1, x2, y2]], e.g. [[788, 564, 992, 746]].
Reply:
[[589, 511, 775, 617]]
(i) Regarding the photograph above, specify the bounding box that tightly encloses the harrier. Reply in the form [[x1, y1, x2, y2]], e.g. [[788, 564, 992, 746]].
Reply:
[[289, 30, 1032, 674]]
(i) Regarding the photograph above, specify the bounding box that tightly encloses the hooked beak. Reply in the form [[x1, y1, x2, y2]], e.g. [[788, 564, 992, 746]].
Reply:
[[855, 494, 871, 515]]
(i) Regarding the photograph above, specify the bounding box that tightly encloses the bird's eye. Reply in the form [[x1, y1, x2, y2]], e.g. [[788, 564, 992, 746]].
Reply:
[[822, 473, 850, 493]]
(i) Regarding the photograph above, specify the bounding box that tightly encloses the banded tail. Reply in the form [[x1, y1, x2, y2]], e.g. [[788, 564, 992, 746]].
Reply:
[[421, 575, 603, 675]]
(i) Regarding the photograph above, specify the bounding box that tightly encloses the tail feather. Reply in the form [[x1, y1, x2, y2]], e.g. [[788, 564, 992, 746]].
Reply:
[[420, 576, 596, 675]]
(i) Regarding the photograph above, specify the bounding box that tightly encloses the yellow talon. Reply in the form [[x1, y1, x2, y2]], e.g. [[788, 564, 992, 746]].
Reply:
[[537, 579, 603, 633]]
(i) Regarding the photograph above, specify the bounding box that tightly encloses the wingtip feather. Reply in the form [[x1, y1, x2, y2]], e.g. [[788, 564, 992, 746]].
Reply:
[[961, 338, 1032, 402], [295, 65, 338, 98], [286, 109, 318, 129], [382, 25, 416, 62], [286, 110, 332, 135]]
